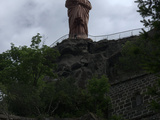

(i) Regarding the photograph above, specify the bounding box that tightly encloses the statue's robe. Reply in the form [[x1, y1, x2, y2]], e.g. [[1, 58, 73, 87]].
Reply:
[[65, 0, 92, 39]]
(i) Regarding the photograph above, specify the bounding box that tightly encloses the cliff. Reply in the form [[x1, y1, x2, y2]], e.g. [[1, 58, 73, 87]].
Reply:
[[54, 36, 137, 87]]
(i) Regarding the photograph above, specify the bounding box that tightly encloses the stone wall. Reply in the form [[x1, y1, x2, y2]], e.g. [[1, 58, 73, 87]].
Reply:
[[109, 74, 159, 120]]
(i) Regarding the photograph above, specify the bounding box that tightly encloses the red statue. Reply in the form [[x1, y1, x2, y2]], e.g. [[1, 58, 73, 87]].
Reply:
[[65, 0, 92, 39]]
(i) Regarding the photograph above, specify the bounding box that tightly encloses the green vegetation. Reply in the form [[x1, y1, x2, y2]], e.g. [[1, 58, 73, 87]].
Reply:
[[120, 0, 160, 73], [146, 78, 160, 112], [0, 33, 60, 117], [0, 34, 112, 119], [135, 0, 160, 30], [52, 75, 110, 118], [119, 0, 160, 113], [87, 75, 110, 117], [2, 0, 159, 118]]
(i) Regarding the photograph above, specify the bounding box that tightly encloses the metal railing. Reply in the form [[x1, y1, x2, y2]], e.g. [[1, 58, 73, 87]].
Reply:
[[50, 27, 149, 47]]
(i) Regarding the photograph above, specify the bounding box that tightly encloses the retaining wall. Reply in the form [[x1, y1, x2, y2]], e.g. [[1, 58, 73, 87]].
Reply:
[[109, 74, 159, 120]]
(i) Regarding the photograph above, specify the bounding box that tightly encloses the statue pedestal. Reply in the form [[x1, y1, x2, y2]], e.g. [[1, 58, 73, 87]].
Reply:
[[69, 34, 88, 39]]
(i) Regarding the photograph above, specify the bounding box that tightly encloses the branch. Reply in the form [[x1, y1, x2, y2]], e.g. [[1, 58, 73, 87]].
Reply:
[[51, 101, 60, 116]]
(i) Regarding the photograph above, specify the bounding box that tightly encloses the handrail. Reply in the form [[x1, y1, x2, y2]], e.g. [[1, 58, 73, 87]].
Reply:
[[50, 27, 149, 47], [90, 27, 146, 37], [50, 34, 69, 47]]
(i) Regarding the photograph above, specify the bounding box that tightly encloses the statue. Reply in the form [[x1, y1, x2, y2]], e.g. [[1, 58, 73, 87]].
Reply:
[[65, 0, 92, 39]]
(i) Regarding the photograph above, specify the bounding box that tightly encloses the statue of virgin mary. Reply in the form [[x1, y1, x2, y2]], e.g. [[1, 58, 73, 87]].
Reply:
[[65, 0, 92, 39]]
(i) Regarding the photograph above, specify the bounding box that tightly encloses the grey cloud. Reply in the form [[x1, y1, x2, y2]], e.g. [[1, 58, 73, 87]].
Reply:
[[0, 0, 143, 53], [89, 0, 143, 35]]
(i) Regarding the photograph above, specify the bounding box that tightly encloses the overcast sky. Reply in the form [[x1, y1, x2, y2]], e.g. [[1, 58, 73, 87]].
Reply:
[[0, 0, 144, 53]]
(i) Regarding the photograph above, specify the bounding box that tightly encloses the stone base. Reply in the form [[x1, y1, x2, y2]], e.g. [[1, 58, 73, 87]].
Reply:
[[69, 34, 88, 40], [54, 37, 136, 87]]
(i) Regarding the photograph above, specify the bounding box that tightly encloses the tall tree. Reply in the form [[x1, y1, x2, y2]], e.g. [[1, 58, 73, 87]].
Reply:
[[135, 0, 160, 30], [134, 0, 160, 73], [0, 33, 60, 117], [120, 0, 160, 73], [0, 33, 59, 87], [120, 0, 160, 113], [86, 75, 110, 118]]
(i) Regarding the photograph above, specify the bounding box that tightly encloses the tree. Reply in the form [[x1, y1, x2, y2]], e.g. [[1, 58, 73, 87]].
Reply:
[[47, 76, 111, 118], [135, 0, 160, 73], [51, 78, 81, 118], [120, 0, 160, 73], [135, 0, 160, 30], [86, 75, 111, 118], [134, 0, 160, 72], [119, 0, 160, 113], [1, 33, 59, 87], [0, 33, 60, 117]]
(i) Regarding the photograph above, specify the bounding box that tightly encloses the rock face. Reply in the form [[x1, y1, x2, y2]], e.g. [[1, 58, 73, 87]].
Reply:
[[52, 34, 160, 120], [54, 37, 136, 87]]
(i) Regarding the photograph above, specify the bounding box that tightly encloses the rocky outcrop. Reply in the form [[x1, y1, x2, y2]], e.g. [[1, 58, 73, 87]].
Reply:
[[54, 36, 137, 87]]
